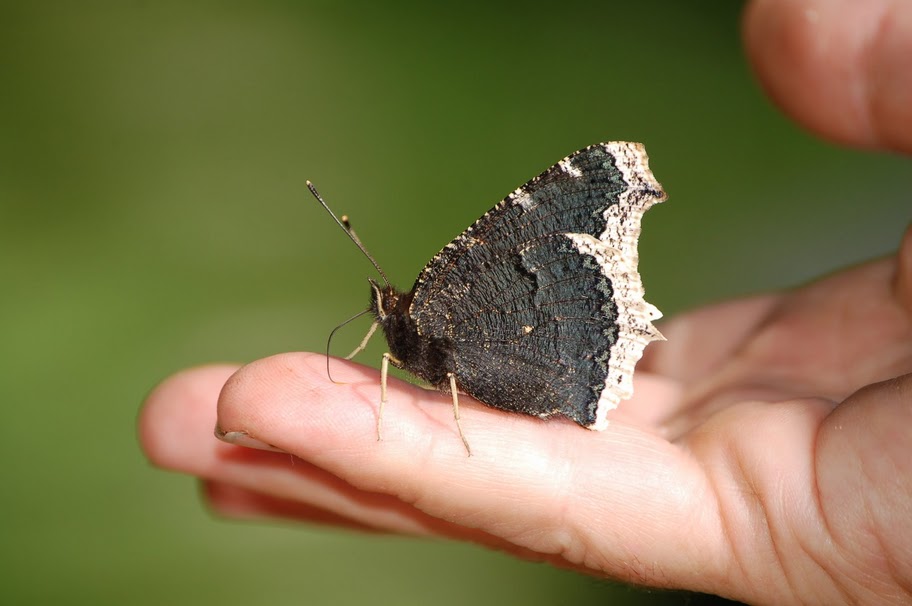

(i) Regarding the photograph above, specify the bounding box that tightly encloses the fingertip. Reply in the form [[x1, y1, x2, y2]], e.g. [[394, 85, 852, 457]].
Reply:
[[214, 352, 383, 455], [138, 364, 240, 470], [743, 0, 874, 145], [743, 0, 912, 153]]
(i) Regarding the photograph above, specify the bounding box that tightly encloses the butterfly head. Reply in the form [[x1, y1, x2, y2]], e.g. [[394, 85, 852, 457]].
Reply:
[[368, 277, 398, 322]]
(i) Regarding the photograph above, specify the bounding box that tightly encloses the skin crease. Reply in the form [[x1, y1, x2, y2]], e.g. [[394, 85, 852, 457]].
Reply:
[[138, 0, 912, 603]]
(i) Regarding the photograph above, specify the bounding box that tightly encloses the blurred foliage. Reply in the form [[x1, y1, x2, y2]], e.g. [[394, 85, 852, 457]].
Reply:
[[0, 1, 908, 605]]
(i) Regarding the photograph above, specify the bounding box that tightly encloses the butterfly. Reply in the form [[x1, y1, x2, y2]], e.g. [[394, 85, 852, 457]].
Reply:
[[310, 142, 667, 455]]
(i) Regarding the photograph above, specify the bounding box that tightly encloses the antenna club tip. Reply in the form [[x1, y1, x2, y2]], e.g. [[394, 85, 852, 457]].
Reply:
[[306, 179, 313, 186]]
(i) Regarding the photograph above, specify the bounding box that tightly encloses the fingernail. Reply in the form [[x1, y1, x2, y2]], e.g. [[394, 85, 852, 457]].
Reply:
[[214, 427, 286, 453]]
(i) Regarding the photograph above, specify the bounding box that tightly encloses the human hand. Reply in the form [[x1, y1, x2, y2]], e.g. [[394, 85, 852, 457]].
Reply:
[[138, 1, 912, 603]]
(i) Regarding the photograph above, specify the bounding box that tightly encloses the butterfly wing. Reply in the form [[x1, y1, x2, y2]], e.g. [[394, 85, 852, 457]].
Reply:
[[409, 142, 667, 429]]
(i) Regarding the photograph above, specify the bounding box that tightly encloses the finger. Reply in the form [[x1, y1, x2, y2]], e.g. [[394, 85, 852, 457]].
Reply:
[[814, 372, 912, 602], [202, 479, 545, 564], [139, 364, 526, 551], [203, 480, 377, 532], [639, 293, 780, 382], [216, 352, 730, 592], [700, 257, 909, 403], [139, 364, 239, 466], [743, 0, 912, 153], [895, 223, 912, 313], [139, 365, 456, 537]]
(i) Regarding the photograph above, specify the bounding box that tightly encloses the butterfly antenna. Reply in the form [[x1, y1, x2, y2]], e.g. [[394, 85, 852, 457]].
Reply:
[[340, 214, 366, 251], [326, 308, 372, 383], [307, 180, 390, 287]]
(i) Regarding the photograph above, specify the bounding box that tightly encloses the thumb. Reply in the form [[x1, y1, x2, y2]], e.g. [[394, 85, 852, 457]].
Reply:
[[743, 0, 912, 153]]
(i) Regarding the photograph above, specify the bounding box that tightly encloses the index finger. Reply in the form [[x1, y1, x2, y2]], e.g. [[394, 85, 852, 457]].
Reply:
[[213, 352, 725, 586]]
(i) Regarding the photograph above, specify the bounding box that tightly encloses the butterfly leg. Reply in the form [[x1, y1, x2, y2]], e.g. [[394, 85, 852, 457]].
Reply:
[[447, 373, 472, 457], [379, 352, 402, 442], [345, 321, 379, 360]]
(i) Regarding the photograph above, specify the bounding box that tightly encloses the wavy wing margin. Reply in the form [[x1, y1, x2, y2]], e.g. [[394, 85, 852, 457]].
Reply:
[[412, 142, 668, 429]]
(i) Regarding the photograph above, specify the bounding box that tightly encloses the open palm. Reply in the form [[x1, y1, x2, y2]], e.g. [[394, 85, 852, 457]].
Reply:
[[139, 1, 912, 603]]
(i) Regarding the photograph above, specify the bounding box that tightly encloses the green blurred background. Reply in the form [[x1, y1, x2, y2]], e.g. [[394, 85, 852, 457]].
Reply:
[[1, 1, 908, 604]]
